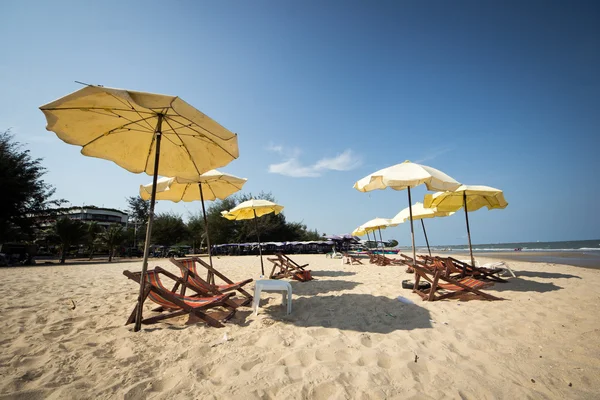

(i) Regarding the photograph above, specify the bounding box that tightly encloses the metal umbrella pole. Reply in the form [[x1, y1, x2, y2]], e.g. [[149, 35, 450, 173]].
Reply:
[[198, 182, 215, 284], [421, 219, 432, 256], [377, 227, 385, 254], [407, 186, 416, 268], [135, 114, 163, 332], [253, 209, 265, 276], [463, 191, 476, 267]]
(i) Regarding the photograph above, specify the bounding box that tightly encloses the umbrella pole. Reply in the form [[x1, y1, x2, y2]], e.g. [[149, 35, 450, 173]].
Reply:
[[366, 231, 371, 251], [135, 114, 163, 332], [378, 227, 385, 254], [253, 209, 265, 276], [198, 183, 214, 284], [421, 219, 431, 256], [408, 187, 416, 268], [463, 191, 475, 267]]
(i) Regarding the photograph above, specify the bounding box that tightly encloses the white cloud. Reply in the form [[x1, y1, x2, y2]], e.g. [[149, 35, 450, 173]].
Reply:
[[267, 146, 362, 178]]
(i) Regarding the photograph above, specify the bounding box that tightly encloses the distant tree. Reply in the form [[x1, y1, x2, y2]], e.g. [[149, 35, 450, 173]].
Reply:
[[48, 217, 87, 264], [85, 221, 102, 260], [187, 212, 207, 251], [0, 129, 63, 242], [152, 212, 188, 246], [100, 225, 125, 262], [126, 196, 149, 247]]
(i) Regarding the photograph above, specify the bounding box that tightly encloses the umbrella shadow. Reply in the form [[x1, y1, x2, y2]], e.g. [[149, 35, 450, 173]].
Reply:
[[290, 280, 360, 295], [268, 293, 432, 333], [310, 270, 357, 277], [515, 271, 581, 280], [489, 278, 562, 293]]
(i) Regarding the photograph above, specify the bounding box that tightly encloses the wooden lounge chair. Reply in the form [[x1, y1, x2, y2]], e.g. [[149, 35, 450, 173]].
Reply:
[[342, 252, 364, 265], [169, 257, 253, 307], [445, 257, 508, 283], [123, 268, 236, 327], [268, 253, 313, 281], [412, 261, 503, 301]]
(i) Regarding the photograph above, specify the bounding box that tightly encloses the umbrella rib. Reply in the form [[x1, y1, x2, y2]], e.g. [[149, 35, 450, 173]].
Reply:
[[162, 118, 204, 176], [81, 115, 159, 148], [164, 112, 238, 159]]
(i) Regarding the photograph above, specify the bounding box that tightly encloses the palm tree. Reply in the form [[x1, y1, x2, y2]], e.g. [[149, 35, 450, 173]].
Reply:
[[100, 225, 125, 262], [86, 221, 102, 260], [50, 217, 87, 264]]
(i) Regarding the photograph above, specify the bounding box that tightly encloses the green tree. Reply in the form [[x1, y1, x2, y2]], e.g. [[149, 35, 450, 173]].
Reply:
[[49, 217, 87, 264], [86, 221, 102, 260], [126, 196, 149, 248], [0, 129, 63, 242], [152, 212, 189, 246], [100, 225, 126, 262]]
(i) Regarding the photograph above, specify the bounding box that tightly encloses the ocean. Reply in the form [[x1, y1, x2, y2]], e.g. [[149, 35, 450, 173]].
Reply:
[[397, 239, 600, 268]]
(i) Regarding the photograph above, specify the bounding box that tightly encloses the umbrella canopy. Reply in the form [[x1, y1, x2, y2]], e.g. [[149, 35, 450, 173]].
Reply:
[[40, 85, 238, 179], [40, 85, 239, 332], [423, 185, 508, 212], [359, 218, 398, 254], [221, 199, 284, 275], [221, 199, 284, 220], [424, 185, 508, 266], [139, 170, 247, 202], [354, 161, 460, 267], [140, 170, 247, 282], [391, 202, 455, 256]]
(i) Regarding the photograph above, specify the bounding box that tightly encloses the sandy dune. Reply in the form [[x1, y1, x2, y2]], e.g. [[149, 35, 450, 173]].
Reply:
[[1, 254, 599, 399]]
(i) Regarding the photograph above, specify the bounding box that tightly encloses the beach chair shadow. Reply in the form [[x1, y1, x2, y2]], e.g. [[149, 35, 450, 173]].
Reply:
[[515, 271, 581, 280], [289, 279, 360, 295], [487, 277, 562, 293], [280, 294, 432, 333], [310, 270, 356, 277]]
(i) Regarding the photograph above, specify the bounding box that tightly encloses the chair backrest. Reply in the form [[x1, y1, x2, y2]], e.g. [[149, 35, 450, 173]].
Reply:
[[172, 258, 213, 292]]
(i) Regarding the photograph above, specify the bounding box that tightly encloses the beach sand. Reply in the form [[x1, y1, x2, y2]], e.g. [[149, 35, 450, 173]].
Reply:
[[1, 254, 599, 399]]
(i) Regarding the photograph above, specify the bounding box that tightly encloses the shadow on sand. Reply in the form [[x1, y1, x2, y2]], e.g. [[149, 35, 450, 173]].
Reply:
[[489, 278, 562, 293], [310, 270, 357, 277], [515, 270, 581, 280], [264, 293, 432, 333], [290, 280, 360, 295]]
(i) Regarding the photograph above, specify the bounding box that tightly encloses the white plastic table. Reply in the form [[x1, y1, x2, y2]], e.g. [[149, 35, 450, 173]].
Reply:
[[252, 279, 292, 315]]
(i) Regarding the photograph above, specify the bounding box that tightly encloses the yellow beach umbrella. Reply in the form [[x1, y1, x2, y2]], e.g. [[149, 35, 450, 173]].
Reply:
[[40, 85, 239, 332], [391, 202, 455, 256], [359, 217, 399, 254], [221, 199, 284, 275], [354, 160, 460, 268], [140, 170, 247, 278], [352, 225, 376, 250], [424, 185, 508, 266]]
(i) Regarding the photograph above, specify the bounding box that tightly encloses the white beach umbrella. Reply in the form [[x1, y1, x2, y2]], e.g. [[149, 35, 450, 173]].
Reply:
[[391, 202, 455, 255], [354, 160, 460, 267], [359, 217, 398, 254]]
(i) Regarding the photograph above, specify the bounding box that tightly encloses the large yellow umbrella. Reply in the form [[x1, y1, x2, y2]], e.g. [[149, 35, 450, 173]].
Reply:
[[140, 169, 247, 278], [221, 199, 284, 275], [391, 202, 455, 256], [354, 160, 460, 268], [424, 185, 508, 266], [359, 217, 399, 255], [40, 85, 239, 332]]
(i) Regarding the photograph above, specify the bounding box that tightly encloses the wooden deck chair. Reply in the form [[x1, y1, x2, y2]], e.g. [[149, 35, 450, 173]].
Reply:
[[342, 252, 363, 265], [169, 257, 253, 306], [268, 253, 312, 281], [446, 257, 508, 282], [412, 261, 503, 301], [123, 268, 236, 327]]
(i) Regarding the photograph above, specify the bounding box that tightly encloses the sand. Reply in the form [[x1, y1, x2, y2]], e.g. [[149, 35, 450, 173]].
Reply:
[[1, 254, 599, 399]]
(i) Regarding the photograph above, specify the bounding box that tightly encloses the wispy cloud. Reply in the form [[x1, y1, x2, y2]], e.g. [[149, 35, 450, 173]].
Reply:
[[267, 146, 362, 178], [414, 146, 454, 164]]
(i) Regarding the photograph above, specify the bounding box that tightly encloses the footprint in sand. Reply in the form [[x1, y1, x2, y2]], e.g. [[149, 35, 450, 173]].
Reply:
[[241, 357, 263, 371], [360, 333, 372, 348]]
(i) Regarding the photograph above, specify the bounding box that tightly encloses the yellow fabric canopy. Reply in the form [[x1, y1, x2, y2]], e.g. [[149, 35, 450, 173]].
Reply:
[[140, 170, 247, 202], [360, 217, 398, 233], [221, 199, 284, 221], [40, 85, 239, 180], [424, 185, 508, 212], [391, 202, 454, 224]]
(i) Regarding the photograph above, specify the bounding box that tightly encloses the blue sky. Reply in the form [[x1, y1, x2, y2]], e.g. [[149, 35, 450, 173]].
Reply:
[[1, 1, 599, 246]]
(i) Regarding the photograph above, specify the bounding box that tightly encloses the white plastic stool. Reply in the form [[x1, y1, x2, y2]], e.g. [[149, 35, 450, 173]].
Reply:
[[253, 280, 292, 315]]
